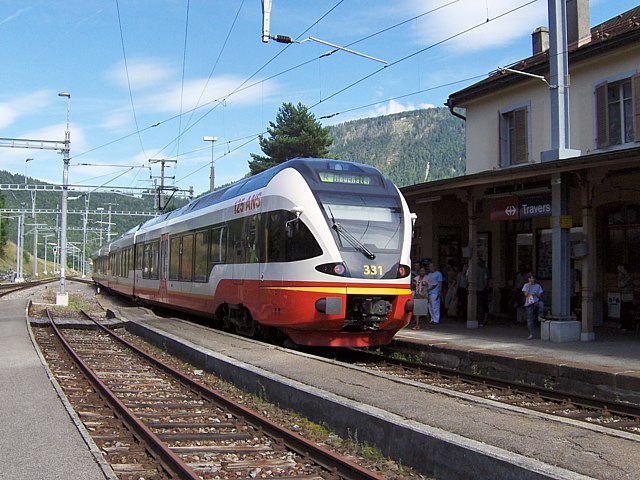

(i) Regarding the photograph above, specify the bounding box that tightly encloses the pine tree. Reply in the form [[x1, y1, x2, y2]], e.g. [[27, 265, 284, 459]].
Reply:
[[248, 102, 333, 175]]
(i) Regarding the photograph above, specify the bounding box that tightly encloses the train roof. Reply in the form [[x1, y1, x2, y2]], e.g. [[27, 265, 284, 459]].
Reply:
[[94, 157, 394, 255], [138, 157, 390, 230]]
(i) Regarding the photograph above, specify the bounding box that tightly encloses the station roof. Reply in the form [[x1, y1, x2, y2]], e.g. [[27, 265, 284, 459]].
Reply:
[[447, 6, 640, 108]]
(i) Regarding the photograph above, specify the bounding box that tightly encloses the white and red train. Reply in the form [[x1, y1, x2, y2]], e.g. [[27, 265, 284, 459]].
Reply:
[[92, 158, 415, 347]]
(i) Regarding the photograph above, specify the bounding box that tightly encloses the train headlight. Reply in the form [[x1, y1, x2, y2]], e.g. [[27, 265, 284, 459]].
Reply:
[[315, 262, 348, 277], [397, 264, 411, 278]]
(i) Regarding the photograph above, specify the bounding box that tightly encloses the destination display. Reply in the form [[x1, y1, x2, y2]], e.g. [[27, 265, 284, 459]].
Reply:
[[318, 171, 380, 186]]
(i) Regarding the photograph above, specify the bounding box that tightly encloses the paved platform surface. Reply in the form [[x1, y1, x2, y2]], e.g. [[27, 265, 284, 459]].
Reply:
[[395, 317, 640, 373], [113, 302, 640, 480], [0, 296, 111, 480], [3, 280, 637, 480]]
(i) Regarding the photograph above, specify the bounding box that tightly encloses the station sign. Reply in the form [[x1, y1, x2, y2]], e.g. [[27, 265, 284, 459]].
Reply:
[[519, 193, 551, 219], [491, 193, 552, 221], [490, 196, 519, 221]]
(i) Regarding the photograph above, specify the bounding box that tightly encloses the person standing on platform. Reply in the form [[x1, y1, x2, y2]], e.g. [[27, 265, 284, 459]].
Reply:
[[412, 266, 429, 330], [522, 272, 544, 340], [410, 261, 421, 298], [618, 265, 635, 331], [427, 262, 444, 325]]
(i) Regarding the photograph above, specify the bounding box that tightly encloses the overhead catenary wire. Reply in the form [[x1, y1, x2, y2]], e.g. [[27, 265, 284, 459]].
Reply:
[[151, 0, 349, 161], [73, 0, 543, 194], [174, 0, 191, 165], [181, 0, 247, 134], [72, 0, 463, 164], [114, 0, 147, 161], [308, 0, 540, 110]]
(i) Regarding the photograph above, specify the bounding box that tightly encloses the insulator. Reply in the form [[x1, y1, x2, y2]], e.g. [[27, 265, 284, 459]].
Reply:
[[274, 35, 294, 44]]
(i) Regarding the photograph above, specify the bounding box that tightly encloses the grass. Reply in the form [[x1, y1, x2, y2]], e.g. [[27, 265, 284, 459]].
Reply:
[[0, 240, 60, 278]]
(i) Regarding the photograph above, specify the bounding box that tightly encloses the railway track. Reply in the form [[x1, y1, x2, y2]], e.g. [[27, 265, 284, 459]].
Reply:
[[33, 310, 386, 480], [0, 277, 58, 298], [330, 348, 640, 437]]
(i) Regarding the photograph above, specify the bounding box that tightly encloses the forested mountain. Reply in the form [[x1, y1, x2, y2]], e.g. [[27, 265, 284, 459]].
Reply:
[[0, 170, 187, 260], [328, 107, 465, 187], [0, 106, 465, 262]]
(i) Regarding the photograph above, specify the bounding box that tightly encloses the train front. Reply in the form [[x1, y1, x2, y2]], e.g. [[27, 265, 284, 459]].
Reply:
[[270, 159, 414, 347]]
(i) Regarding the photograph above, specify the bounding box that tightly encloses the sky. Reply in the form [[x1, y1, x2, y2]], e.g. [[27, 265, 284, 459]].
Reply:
[[1, 0, 637, 199]]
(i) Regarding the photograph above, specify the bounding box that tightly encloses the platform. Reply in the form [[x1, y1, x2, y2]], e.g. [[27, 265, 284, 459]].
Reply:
[[0, 297, 113, 480], [395, 316, 640, 373], [394, 317, 640, 403], [110, 303, 639, 480]]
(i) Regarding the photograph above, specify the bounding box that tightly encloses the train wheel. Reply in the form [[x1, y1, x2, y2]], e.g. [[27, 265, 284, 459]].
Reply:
[[234, 308, 257, 338]]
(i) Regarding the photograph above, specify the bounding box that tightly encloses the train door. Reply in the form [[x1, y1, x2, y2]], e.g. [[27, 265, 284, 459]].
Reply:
[[230, 213, 261, 303], [159, 233, 168, 303], [261, 210, 284, 283], [260, 210, 285, 322]]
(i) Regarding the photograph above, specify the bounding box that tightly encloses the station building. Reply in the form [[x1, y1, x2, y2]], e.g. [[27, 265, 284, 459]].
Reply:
[[401, 2, 640, 340]]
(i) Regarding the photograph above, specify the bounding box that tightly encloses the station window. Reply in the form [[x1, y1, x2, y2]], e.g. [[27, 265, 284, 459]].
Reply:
[[605, 204, 640, 273], [595, 76, 639, 148], [500, 105, 530, 166]]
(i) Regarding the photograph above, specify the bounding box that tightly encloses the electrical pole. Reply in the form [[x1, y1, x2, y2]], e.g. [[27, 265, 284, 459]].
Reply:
[[149, 159, 177, 212], [203, 136, 217, 192], [541, 0, 581, 322], [57, 92, 71, 305]]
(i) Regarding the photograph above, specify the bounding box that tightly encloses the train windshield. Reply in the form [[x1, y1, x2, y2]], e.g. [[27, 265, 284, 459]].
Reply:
[[319, 194, 403, 253]]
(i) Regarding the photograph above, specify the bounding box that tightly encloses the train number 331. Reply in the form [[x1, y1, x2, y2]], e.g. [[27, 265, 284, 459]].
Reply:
[[363, 265, 383, 276]]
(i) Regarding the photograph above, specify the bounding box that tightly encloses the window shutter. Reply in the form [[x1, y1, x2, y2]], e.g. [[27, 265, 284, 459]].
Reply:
[[633, 74, 640, 142], [499, 110, 506, 167], [595, 82, 608, 148], [514, 108, 528, 164]]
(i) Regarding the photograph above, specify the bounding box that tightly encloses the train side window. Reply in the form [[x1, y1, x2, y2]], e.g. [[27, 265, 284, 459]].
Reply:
[[180, 234, 194, 281], [246, 215, 261, 263], [209, 226, 226, 266], [150, 241, 160, 280], [169, 237, 180, 280], [285, 213, 323, 261], [265, 211, 285, 262], [135, 244, 143, 272], [142, 243, 151, 279], [227, 219, 244, 264], [194, 230, 209, 282]]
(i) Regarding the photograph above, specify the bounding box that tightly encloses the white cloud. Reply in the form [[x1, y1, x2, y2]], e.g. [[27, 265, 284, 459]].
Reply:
[[0, 8, 29, 26], [408, 0, 547, 53], [0, 90, 53, 129], [100, 107, 133, 132], [107, 58, 174, 90], [139, 75, 279, 114], [26, 124, 84, 146], [372, 99, 435, 116]]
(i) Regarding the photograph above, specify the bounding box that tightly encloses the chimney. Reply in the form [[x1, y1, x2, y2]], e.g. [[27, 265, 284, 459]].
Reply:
[[532, 26, 549, 55], [567, 0, 591, 46]]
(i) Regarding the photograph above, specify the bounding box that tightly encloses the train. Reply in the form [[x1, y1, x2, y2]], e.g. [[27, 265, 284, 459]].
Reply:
[[92, 157, 416, 347]]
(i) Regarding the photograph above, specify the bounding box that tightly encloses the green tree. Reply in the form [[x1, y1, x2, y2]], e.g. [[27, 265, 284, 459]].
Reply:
[[248, 102, 333, 175]]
